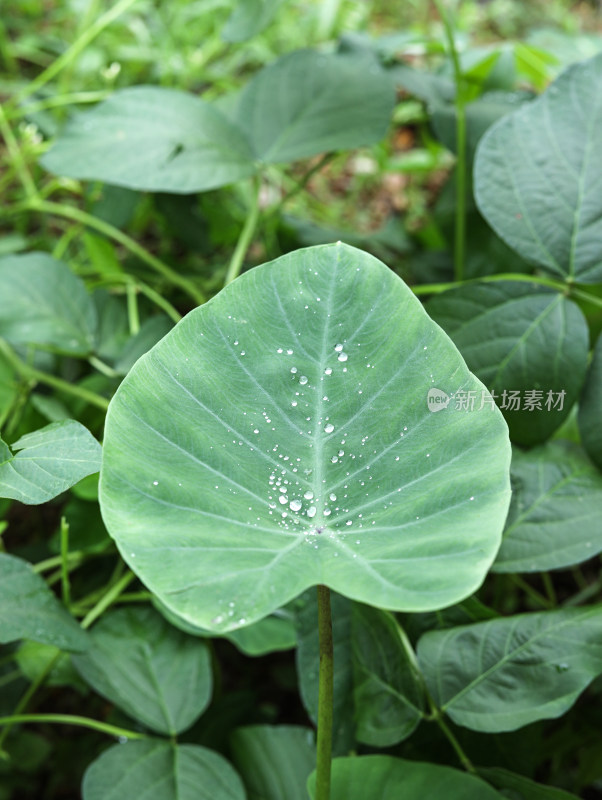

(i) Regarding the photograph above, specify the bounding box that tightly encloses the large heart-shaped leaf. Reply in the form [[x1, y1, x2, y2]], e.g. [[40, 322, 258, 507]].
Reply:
[[0, 553, 87, 651], [474, 52, 602, 283], [99, 243, 511, 631], [234, 50, 395, 164], [579, 332, 602, 471], [418, 605, 602, 732], [493, 441, 602, 573], [82, 740, 245, 800], [41, 87, 256, 194], [0, 421, 101, 505], [72, 606, 212, 735], [0, 252, 97, 355], [427, 281, 589, 445]]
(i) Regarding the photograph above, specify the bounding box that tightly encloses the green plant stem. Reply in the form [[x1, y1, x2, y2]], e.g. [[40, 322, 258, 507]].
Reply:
[[224, 177, 261, 286], [60, 517, 71, 608], [435, 712, 475, 773], [10, 90, 112, 119], [10, 0, 139, 107], [126, 283, 141, 335], [89, 355, 120, 378], [0, 339, 110, 411], [509, 574, 552, 609], [81, 571, 136, 629], [432, 0, 466, 282], [33, 550, 86, 574], [315, 584, 333, 800], [89, 275, 182, 324], [269, 153, 335, 218], [0, 714, 147, 740], [541, 572, 557, 606], [0, 104, 37, 199]]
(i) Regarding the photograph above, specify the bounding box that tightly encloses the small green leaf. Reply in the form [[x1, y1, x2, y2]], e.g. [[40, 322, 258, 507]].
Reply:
[[72, 606, 212, 735], [41, 87, 256, 193], [82, 740, 245, 800], [0, 252, 97, 355], [478, 766, 581, 799], [222, 0, 285, 42], [474, 52, 602, 283], [418, 605, 602, 732], [579, 332, 602, 471], [0, 553, 87, 651], [230, 725, 315, 800], [0, 420, 101, 505], [493, 441, 602, 573], [307, 755, 504, 799]]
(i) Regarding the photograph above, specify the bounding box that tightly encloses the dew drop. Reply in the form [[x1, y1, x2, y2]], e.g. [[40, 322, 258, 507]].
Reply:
[[324, 423, 334, 433], [304, 490, 314, 500], [307, 506, 317, 518], [299, 376, 308, 385], [278, 495, 288, 505], [334, 344, 344, 352], [337, 352, 348, 362], [290, 499, 302, 512]]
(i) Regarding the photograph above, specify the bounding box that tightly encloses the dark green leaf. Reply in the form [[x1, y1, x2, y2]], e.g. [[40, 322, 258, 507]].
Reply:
[[578, 332, 602, 471]]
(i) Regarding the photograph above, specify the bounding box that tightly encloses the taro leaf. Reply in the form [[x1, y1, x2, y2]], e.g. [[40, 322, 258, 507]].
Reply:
[[0, 252, 97, 355], [352, 604, 425, 746], [222, 0, 285, 42], [41, 87, 256, 194], [0, 420, 102, 505], [478, 766, 581, 800], [388, 64, 455, 106], [235, 50, 395, 164], [579, 332, 602, 471], [230, 725, 315, 800], [82, 740, 245, 800], [307, 755, 503, 799], [418, 605, 602, 732], [114, 315, 174, 376], [99, 243, 511, 631], [474, 52, 602, 283], [493, 441, 602, 573], [0, 553, 87, 651], [0, 350, 18, 427], [72, 606, 212, 735], [426, 281, 589, 446]]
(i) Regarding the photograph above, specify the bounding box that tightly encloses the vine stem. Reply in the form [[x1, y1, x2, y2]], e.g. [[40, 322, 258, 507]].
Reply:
[[224, 177, 261, 286], [0, 714, 146, 741], [315, 585, 333, 800]]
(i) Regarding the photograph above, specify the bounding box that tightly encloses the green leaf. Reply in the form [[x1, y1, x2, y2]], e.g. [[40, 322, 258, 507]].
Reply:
[[478, 766, 581, 800], [41, 87, 256, 193], [72, 606, 212, 735], [493, 441, 602, 573], [82, 740, 245, 800], [352, 604, 425, 746], [474, 53, 602, 283], [99, 243, 511, 631], [307, 755, 503, 799], [426, 281, 589, 445], [114, 316, 174, 376], [418, 605, 602, 732], [222, 0, 285, 42], [0, 420, 101, 505], [0, 252, 97, 355], [230, 725, 315, 800], [235, 51, 395, 163], [16, 641, 87, 691], [579, 332, 602, 471], [0, 553, 87, 651]]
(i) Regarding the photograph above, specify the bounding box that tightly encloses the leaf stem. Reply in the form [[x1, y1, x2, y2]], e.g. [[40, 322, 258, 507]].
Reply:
[[81, 570, 135, 629], [60, 517, 71, 608], [224, 177, 261, 286], [434, 711, 475, 773], [0, 104, 37, 199], [0, 714, 147, 740], [315, 584, 333, 800], [9, 90, 112, 119]]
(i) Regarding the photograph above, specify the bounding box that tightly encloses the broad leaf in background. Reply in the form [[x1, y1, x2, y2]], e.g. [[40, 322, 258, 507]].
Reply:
[[222, 0, 285, 42], [579, 333, 602, 471], [427, 281, 589, 445], [0, 252, 97, 355], [493, 441, 602, 573], [72, 606, 212, 735], [41, 87, 256, 193], [0, 420, 101, 504], [230, 725, 315, 800], [114, 315, 174, 376], [99, 243, 511, 631], [307, 755, 503, 799], [478, 766, 581, 800], [0, 553, 87, 651], [418, 606, 602, 732], [234, 50, 395, 163], [352, 604, 425, 746], [82, 740, 245, 800], [474, 52, 602, 283]]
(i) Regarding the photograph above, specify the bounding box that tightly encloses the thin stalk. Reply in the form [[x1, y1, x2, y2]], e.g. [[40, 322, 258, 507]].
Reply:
[[60, 517, 71, 608], [315, 585, 333, 800], [434, 711, 475, 773], [0, 339, 110, 411], [126, 283, 141, 335], [541, 572, 557, 607], [33, 550, 87, 574], [88, 274, 182, 324], [411, 272, 573, 296], [224, 178, 261, 286], [9, 90, 111, 120], [509, 573, 552, 609], [88, 355, 120, 378], [0, 714, 147, 740], [10, 0, 139, 107], [81, 571, 135, 629], [0, 104, 37, 199], [268, 153, 335, 218]]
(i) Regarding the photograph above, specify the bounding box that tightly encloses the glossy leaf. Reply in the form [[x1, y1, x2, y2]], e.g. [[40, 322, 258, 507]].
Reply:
[[493, 441, 602, 573], [230, 725, 315, 800], [0, 420, 101, 505], [0, 252, 96, 355], [352, 604, 425, 746], [307, 755, 503, 799], [235, 50, 395, 163], [41, 87, 256, 193], [72, 606, 212, 735], [474, 53, 602, 283], [100, 243, 511, 631], [427, 281, 589, 445], [0, 553, 87, 651], [82, 740, 245, 800], [579, 332, 602, 471], [418, 605, 602, 732]]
